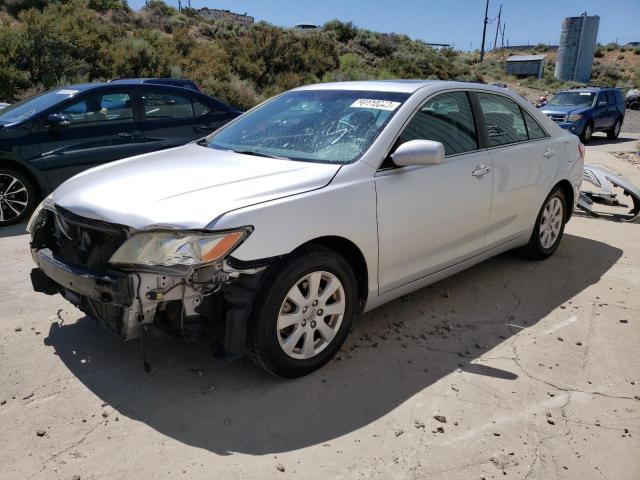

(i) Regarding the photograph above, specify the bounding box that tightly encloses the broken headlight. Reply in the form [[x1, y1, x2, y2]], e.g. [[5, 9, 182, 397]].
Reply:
[[109, 228, 251, 272], [26, 195, 53, 234]]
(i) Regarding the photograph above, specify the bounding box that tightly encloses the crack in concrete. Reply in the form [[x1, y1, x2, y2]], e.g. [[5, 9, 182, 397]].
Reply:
[[27, 419, 106, 480]]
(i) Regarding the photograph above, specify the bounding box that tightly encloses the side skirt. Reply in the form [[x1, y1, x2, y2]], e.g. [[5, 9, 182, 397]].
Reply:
[[364, 236, 525, 312]]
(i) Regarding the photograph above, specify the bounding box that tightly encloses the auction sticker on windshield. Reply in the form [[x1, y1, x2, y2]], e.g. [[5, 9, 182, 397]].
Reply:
[[350, 99, 401, 111], [56, 89, 79, 95]]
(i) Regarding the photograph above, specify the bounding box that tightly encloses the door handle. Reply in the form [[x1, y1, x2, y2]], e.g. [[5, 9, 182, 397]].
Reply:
[[471, 165, 491, 177], [543, 148, 555, 158]]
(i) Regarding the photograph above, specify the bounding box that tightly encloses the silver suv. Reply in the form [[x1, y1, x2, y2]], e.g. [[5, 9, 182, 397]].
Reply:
[[28, 81, 584, 377]]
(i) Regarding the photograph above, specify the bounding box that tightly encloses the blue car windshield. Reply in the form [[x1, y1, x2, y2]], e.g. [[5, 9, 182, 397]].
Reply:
[[0, 88, 80, 123], [548, 91, 596, 107], [207, 90, 410, 164]]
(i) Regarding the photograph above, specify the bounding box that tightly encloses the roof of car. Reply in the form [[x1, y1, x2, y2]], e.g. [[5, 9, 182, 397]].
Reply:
[[295, 80, 527, 95], [109, 78, 196, 85], [564, 86, 619, 92], [295, 80, 510, 94], [56, 81, 196, 91]]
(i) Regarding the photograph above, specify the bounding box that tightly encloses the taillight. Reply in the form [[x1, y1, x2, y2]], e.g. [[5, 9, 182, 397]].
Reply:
[[578, 143, 585, 161]]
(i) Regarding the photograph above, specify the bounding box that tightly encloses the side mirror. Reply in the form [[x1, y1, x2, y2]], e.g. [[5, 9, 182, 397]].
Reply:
[[46, 113, 71, 128], [391, 140, 445, 167]]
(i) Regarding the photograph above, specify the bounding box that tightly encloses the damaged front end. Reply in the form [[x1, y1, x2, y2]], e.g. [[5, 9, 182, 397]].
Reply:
[[578, 165, 640, 223], [28, 203, 267, 355]]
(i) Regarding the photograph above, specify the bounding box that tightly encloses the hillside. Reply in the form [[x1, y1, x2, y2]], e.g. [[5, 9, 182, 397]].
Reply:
[[0, 0, 638, 109]]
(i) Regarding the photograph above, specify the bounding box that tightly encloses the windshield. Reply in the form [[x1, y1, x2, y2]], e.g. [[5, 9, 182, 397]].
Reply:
[[207, 89, 410, 164], [0, 88, 80, 123], [548, 91, 596, 107]]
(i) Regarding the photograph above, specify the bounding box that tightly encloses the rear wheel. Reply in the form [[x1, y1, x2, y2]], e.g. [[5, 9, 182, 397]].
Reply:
[[579, 121, 593, 144], [247, 246, 358, 377], [607, 117, 622, 139], [0, 169, 36, 226], [520, 188, 567, 260]]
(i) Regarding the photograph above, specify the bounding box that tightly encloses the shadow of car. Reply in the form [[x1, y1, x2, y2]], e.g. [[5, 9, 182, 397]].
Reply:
[[43, 234, 621, 455]]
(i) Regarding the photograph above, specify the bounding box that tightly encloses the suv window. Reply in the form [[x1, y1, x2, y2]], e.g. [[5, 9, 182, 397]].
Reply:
[[142, 92, 210, 120], [398, 91, 477, 155], [522, 110, 547, 140], [58, 92, 133, 125], [477, 93, 528, 147], [606, 91, 616, 106]]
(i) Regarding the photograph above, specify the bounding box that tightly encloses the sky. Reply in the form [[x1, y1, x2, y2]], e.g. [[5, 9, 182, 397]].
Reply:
[[128, 0, 640, 49]]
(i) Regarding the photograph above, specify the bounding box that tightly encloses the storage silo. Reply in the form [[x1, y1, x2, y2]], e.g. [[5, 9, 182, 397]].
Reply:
[[555, 14, 600, 83]]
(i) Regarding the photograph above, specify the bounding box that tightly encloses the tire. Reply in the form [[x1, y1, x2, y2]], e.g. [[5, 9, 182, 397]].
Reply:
[[606, 117, 622, 139], [520, 188, 567, 260], [0, 168, 37, 226], [579, 121, 593, 144], [247, 245, 358, 378]]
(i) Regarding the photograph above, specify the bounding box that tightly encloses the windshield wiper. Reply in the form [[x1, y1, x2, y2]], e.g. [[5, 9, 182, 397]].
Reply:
[[232, 149, 289, 160]]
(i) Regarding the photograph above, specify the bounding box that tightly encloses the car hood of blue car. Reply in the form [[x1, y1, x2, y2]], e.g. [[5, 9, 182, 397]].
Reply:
[[540, 105, 591, 116]]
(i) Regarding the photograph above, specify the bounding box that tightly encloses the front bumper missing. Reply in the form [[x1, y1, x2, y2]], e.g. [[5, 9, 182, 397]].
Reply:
[[32, 248, 133, 305]]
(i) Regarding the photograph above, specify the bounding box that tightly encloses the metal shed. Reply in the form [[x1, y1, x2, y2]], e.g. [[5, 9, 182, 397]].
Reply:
[[505, 54, 546, 79]]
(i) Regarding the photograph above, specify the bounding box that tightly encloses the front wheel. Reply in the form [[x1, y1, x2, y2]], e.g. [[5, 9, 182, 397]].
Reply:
[[0, 168, 37, 226], [607, 118, 622, 139], [520, 188, 567, 260], [579, 122, 593, 144], [247, 246, 358, 377]]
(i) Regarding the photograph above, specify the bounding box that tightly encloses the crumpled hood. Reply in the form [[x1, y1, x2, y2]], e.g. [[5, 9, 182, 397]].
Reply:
[[52, 143, 341, 230]]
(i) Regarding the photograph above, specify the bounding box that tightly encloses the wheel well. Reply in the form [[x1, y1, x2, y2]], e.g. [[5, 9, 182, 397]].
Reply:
[[554, 180, 575, 221], [0, 159, 44, 200], [302, 236, 369, 310]]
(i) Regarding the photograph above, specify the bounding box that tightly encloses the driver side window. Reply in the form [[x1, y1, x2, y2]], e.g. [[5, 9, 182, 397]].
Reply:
[[57, 92, 133, 126], [398, 92, 478, 156]]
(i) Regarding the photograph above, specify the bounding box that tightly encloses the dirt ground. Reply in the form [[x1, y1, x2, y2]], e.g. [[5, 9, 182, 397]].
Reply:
[[1, 132, 639, 480]]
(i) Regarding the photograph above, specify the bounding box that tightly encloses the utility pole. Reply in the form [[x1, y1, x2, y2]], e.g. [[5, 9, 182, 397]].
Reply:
[[493, 4, 502, 51], [501, 23, 506, 47], [178, 0, 181, 11], [480, 0, 489, 61]]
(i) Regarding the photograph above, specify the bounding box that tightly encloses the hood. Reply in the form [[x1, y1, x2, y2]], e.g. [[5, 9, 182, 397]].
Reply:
[[540, 105, 590, 116], [52, 143, 341, 230]]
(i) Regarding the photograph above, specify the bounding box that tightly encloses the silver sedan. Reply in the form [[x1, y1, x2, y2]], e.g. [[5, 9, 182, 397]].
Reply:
[[28, 80, 584, 377]]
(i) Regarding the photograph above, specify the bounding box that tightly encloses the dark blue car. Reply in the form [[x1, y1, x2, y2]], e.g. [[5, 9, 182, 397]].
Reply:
[[540, 87, 625, 144], [0, 81, 241, 225]]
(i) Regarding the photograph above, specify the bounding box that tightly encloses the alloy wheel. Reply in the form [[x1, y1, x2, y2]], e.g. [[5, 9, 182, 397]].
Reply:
[[539, 196, 563, 249], [0, 173, 29, 224], [277, 270, 346, 360]]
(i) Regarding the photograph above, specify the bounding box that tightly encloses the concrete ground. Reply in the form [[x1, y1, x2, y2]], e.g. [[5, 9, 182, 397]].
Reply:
[[1, 133, 639, 480]]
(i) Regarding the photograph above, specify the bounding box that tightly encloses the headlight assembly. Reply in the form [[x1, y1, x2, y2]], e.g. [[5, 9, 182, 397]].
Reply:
[[109, 228, 251, 272], [26, 195, 53, 234], [567, 114, 582, 122]]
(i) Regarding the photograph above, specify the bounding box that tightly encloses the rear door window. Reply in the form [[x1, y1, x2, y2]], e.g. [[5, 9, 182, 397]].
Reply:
[[142, 91, 210, 120], [477, 93, 528, 147], [398, 91, 478, 155], [606, 92, 616, 106], [522, 110, 548, 140]]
